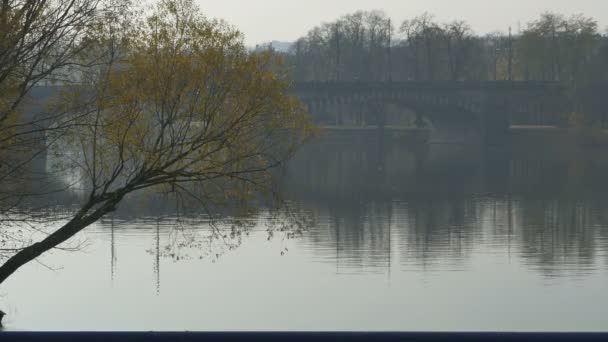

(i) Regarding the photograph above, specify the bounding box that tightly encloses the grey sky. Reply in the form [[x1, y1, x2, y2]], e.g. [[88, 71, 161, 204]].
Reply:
[[195, 0, 608, 45]]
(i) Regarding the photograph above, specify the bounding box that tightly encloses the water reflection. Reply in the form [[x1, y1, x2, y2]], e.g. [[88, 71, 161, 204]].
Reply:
[[4, 134, 608, 331], [87, 134, 608, 280], [281, 134, 608, 277]]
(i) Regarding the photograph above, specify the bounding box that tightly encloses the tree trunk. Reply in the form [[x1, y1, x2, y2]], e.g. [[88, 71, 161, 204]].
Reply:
[[447, 38, 455, 81], [0, 197, 121, 285]]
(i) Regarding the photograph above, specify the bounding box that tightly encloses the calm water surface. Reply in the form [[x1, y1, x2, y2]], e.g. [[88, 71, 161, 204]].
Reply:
[[2, 134, 608, 331]]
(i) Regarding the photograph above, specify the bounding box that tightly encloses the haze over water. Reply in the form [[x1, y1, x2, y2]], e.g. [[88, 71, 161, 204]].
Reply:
[[2, 134, 608, 331], [3, 0, 608, 334]]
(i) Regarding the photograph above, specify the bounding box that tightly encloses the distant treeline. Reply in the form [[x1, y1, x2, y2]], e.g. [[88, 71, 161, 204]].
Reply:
[[274, 11, 608, 83]]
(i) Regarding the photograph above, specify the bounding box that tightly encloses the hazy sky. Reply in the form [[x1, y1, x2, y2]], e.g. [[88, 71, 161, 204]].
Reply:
[[195, 0, 608, 45]]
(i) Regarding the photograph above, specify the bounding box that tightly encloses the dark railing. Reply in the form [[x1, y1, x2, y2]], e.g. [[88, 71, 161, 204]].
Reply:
[[1, 332, 608, 342]]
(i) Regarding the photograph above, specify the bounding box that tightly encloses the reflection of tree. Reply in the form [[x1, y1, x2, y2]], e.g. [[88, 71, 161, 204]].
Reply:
[[398, 198, 480, 269], [300, 199, 392, 273], [89, 139, 608, 282], [283, 138, 608, 276], [298, 194, 608, 277], [92, 137, 608, 279], [514, 199, 599, 276]]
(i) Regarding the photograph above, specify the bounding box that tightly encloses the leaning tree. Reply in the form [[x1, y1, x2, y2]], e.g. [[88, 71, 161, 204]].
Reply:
[[0, 0, 313, 285]]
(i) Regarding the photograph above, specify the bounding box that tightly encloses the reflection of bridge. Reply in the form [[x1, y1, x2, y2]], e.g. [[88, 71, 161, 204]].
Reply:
[[283, 136, 608, 201], [291, 81, 571, 143]]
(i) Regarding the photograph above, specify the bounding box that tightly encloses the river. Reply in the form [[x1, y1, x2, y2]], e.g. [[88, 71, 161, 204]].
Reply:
[[1, 132, 608, 331]]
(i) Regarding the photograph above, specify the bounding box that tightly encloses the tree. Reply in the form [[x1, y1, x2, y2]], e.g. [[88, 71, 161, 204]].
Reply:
[[363, 10, 391, 81], [518, 12, 601, 82], [0, 0, 129, 219], [400, 13, 443, 81], [287, 10, 608, 82], [400, 18, 422, 80], [1, 0, 98, 123], [0, 0, 313, 285], [485, 32, 508, 81], [444, 21, 474, 81]]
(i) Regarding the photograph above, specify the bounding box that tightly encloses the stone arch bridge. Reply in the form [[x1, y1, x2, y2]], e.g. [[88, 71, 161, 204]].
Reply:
[[291, 81, 571, 142]]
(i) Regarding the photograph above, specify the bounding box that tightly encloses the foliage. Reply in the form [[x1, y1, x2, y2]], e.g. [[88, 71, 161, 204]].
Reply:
[[286, 11, 608, 83], [0, 0, 131, 216], [0, 0, 314, 285], [519, 12, 601, 83], [289, 10, 393, 81]]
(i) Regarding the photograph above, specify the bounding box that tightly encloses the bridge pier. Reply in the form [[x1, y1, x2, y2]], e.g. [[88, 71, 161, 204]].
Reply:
[[482, 105, 511, 145]]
